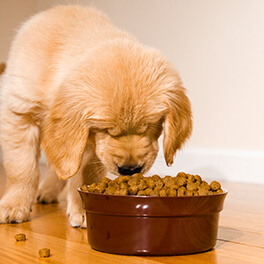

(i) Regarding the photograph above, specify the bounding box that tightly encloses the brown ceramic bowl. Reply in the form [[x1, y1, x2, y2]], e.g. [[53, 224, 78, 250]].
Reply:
[[78, 189, 227, 256]]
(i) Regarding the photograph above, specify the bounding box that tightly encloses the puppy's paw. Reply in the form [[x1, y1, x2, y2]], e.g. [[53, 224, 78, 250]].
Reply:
[[0, 202, 31, 224], [36, 178, 65, 204], [68, 210, 87, 228], [36, 188, 59, 204]]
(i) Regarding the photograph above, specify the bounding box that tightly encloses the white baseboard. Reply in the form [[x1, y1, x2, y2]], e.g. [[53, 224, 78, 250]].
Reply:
[[3, 147, 264, 185], [148, 147, 264, 185]]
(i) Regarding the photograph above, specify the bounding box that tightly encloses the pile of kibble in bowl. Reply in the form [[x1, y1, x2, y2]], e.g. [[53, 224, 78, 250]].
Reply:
[[80, 172, 223, 197]]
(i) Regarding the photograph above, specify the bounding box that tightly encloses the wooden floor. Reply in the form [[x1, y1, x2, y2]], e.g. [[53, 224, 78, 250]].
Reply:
[[0, 164, 263, 263]]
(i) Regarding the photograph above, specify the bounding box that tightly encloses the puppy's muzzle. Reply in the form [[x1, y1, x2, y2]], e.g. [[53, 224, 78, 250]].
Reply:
[[118, 165, 142, 176]]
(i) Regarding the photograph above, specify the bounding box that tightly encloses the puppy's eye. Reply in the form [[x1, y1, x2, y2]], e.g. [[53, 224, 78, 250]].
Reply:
[[91, 128, 108, 134], [136, 124, 148, 134], [107, 128, 121, 137]]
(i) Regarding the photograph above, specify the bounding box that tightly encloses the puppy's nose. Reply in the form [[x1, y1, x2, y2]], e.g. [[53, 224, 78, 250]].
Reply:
[[118, 165, 142, 176]]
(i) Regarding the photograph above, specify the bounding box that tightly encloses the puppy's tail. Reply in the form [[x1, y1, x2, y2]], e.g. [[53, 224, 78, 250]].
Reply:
[[0, 63, 6, 75], [0, 62, 6, 108], [0, 62, 6, 91]]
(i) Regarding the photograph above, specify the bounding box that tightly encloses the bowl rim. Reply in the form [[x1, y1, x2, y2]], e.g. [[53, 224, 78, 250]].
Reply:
[[78, 188, 228, 217], [78, 187, 228, 198]]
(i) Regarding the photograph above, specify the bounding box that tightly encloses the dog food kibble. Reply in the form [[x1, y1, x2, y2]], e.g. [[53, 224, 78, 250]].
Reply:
[[80, 172, 224, 197], [210, 181, 221, 191], [129, 185, 139, 195], [39, 248, 51, 258], [178, 186, 186, 196], [14, 233, 26, 241]]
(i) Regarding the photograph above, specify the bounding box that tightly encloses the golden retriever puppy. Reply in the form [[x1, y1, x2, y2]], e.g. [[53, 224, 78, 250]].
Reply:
[[0, 5, 192, 227]]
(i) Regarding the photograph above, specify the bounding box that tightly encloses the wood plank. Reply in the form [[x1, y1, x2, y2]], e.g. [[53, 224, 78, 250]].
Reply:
[[218, 226, 264, 248], [0, 164, 264, 263], [1, 224, 264, 264]]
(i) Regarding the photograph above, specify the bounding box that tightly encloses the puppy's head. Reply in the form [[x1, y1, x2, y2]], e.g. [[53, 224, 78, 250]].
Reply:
[[91, 121, 163, 177], [42, 41, 192, 179]]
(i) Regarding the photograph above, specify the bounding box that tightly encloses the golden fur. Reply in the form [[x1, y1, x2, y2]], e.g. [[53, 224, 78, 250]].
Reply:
[[0, 6, 192, 227]]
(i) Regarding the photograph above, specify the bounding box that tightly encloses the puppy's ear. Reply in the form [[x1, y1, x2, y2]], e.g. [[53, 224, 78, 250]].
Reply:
[[41, 90, 90, 180], [163, 84, 193, 166]]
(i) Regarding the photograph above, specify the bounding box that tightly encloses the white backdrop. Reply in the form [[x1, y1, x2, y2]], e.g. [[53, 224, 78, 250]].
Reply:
[[1, 0, 264, 184]]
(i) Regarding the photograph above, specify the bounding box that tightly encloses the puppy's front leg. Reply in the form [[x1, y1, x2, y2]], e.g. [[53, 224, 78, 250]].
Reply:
[[0, 111, 40, 223], [67, 151, 106, 228], [36, 164, 66, 204], [67, 171, 87, 228]]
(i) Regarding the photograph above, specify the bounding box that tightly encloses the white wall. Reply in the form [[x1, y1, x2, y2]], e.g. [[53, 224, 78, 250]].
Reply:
[[1, 0, 264, 184], [0, 0, 37, 61], [37, 0, 264, 151]]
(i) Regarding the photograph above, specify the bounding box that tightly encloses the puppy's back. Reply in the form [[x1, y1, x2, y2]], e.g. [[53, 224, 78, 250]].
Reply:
[[4, 6, 133, 107]]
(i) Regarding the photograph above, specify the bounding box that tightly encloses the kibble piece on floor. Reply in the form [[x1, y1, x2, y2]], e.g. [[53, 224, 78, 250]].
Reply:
[[39, 248, 51, 258], [14, 233, 26, 241]]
